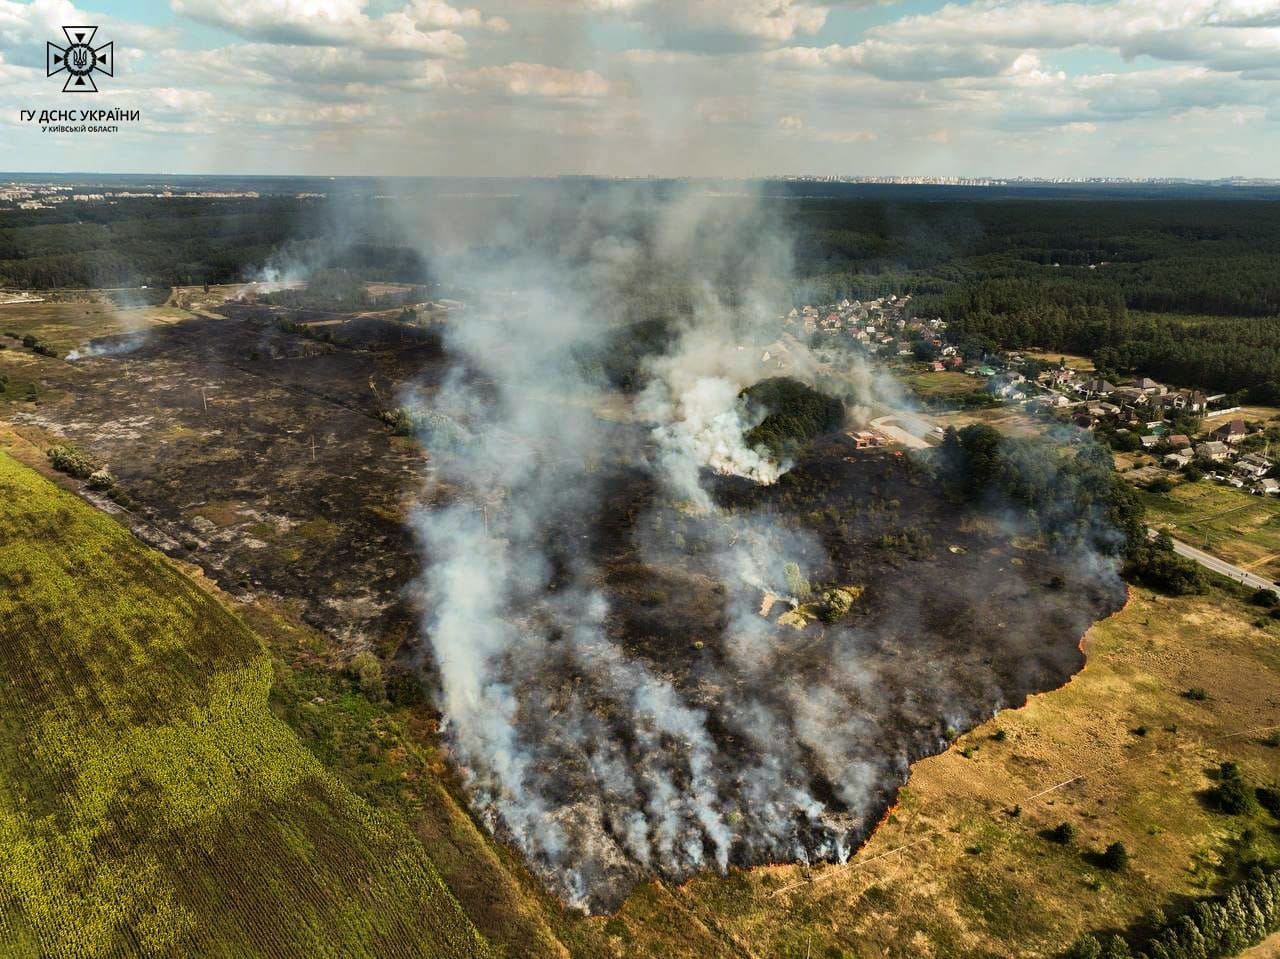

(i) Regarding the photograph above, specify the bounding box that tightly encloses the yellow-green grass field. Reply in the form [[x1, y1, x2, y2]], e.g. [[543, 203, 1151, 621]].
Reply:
[[1203, 406, 1280, 427], [0, 452, 489, 959], [0, 299, 193, 354], [1141, 480, 1280, 581], [902, 370, 983, 400], [931, 404, 1047, 438]]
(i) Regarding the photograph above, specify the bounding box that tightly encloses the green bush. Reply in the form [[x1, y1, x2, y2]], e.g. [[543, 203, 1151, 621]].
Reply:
[[46, 444, 100, 480], [1249, 588, 1278, 608], [1257, 785, 1280, 817], [350, 651, 386, 703], [1208, 761, 1256, 815], [1100, 841, 1129, 872], [1047, 822, 1075, 845]]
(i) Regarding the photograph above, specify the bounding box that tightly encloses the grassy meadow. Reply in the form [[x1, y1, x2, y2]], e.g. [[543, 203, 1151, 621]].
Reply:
[[0, 452, 489, 959], [1141, 480, 1280, 581]]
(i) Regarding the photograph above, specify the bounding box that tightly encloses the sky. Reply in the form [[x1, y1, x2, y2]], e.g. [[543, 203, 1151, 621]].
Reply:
[[1, 0, 1279, 178]]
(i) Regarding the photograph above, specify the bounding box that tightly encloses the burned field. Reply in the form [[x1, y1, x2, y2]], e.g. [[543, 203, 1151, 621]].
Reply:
[[421, 423, 1127, 912], [1, 296, 1125, 917], [4, 302, 449, 647]]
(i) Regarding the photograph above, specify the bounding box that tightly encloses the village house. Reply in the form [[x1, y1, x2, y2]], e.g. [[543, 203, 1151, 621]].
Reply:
[[1167, 434, 1191, 449], [1078, 378, 1117, 398], [1255, 478, 1280, 496], [1038, 393, 1070, 408], [1164, 450, 1194, 469], [1210, 419, 1249, 444], [1235, 453, 1272, 480], [1135, 377, 1166, 394], [1195, 440, 1232, 462], [1155, 390, 1207, 414]]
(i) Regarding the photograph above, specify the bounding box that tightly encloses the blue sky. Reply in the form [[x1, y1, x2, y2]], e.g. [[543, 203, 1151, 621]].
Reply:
[[1, 0, 1278, 177]]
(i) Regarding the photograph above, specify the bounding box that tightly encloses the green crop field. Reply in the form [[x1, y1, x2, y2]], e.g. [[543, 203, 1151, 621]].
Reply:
[[0, 452, 489, 959]]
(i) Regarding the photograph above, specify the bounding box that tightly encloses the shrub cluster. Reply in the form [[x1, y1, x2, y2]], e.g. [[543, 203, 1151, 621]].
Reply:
[[1067, 864, 1280, 959], [46, 445, 99, 479]]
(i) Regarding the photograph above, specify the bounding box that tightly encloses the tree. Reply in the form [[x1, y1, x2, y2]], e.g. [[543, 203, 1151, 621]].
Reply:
[[1048, 822, 1075, 844], [1100, 841, 1129, 872], [1208, 761, 1255, 815], [1066, 934, 1102, 959], [350, 651, 386, 703], [784, 562, 812, 601]]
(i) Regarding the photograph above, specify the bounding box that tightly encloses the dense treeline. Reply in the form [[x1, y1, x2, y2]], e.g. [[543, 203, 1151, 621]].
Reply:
[[1066, 863, 1280, 959], [4, 189, 1279, 394], [0, 197, 430, 289], [924, 279, 1280, 394], [742, 377, 846, 459], [789, 198, 1280, 315]]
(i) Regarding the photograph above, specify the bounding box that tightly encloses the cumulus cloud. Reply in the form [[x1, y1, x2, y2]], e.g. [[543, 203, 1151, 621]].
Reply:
[[5, 0, 1280, 176], [169, 0, 504, 56], [461, 62, 612, 98]]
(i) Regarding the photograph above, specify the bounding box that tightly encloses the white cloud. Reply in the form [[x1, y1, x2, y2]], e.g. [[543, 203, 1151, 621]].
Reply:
[[169, 0, 503, 57], [584, 0, 828, 44], [461, 62, 612, 98], [409, 0, 510, 33]]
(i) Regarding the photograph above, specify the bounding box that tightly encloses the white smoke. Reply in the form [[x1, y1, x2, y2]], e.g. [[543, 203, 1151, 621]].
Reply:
[[400, 184, 1116, 913], [66, 331, 148, 362]]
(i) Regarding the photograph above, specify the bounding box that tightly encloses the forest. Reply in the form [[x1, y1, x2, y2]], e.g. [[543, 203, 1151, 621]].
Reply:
[[784, 195, 1280, 395], [2, 185, 1279, 394]]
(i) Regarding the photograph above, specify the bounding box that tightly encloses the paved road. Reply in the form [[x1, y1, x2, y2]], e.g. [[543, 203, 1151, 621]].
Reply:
[[1152, 529, 1279, 593]]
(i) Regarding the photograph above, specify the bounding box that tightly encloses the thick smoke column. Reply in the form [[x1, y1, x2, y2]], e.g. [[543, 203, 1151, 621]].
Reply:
[[405, 184, 1121, 911]]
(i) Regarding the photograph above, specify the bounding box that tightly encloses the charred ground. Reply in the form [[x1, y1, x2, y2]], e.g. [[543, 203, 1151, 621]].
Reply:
[[2, 295, 1124, 914]]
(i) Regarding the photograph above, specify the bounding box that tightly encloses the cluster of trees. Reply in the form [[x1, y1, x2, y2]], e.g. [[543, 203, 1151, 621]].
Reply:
[[741, 377, 846, 460], [934, 424, 1206, 590], [576, 316, 678, 392], [1123, 530, 1206, 596], [935, 424, 1145, 556], [1066, 863, 1280, 959]]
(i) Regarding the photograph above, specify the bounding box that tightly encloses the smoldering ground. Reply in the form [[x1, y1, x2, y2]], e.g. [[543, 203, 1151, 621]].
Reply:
[[402, 184, 1124, 912]]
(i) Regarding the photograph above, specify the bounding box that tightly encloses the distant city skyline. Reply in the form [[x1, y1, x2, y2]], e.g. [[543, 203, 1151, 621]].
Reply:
[[1, 0, 1278, 179]]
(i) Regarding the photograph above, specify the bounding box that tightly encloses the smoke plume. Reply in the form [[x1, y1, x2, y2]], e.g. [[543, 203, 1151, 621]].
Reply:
[[403, 183, 1121, 911]]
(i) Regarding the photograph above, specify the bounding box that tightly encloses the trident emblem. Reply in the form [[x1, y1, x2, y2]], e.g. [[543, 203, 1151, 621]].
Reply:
[[47, 26, 113, 93]]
